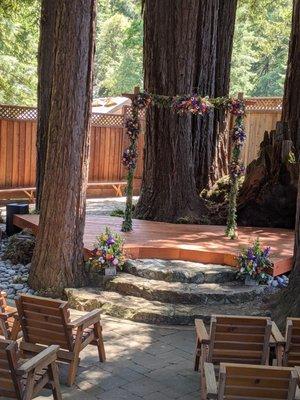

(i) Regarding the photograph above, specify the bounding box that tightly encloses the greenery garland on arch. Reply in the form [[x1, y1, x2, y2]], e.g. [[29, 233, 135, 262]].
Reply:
[[121, 91, 246, 239]]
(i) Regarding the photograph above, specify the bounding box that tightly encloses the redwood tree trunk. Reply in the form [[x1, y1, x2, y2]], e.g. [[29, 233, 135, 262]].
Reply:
[[193, 0, 237, 191], [29, 0, 96, 296], [192, 0, 219, 192], [134, 0, 208, 223], [282, 0, 300, 156], [212, 0, 238, 184], [275, 0, 300, 324], [35, 1, 58, 211]]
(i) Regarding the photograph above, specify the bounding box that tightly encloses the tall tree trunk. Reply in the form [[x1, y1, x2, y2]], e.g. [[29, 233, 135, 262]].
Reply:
[[29, 0, 96, 296], [282, 0, 300, 156], [193, 0, 237, 191], [212, 0, 238, 184], [274, 0, 300, 325], [238, 0, 299, 230], [192, 0, 219, 192], [134, 0, 208, 223], [35, 1, 58, 211]]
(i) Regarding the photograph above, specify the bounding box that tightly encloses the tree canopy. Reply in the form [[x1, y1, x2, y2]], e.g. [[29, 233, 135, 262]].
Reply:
[[0, 0, 293, 106]]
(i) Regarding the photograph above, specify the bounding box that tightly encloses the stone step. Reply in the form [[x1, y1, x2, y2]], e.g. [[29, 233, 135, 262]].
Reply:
[[65, 287, 268, 325], [105, 273, 269, 305], [124, 259, 238, 284]]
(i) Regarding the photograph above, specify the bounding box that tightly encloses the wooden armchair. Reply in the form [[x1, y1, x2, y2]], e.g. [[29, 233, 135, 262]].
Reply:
[[281, 318, 300, 367], [203, 362, 300, 400], [194, 315, 280, 375], [0, 338, 61, 399], [0, 291, 21, 340], [15, 294, 106, 386]]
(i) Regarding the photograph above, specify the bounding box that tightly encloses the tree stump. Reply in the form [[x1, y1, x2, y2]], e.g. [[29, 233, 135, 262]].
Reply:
[[238, 123, 298, 229]]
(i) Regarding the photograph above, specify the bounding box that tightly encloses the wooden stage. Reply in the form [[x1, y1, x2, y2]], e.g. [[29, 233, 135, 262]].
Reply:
[[13, 214, 294, 276]]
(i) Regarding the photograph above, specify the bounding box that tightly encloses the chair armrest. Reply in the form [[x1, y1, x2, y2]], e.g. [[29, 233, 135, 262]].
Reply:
[[0, 309, 18, 321], [204, 362, 218, 399], [16, 345, 59, 375], [195, 319, 210, 344], [271, 322, 285, 345], [68, 309, 101, 330]]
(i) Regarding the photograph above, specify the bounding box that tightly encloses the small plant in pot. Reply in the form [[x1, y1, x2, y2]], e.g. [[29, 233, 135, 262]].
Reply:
[[87, 227, 125, 276], [237, 239, 273, 285]]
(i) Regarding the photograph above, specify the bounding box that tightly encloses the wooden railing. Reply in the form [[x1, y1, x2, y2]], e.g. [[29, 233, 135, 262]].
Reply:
[[0, 97, 282, 195]]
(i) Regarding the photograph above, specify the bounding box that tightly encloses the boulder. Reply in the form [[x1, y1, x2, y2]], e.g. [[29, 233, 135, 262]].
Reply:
[[2, 230, 35, 265]]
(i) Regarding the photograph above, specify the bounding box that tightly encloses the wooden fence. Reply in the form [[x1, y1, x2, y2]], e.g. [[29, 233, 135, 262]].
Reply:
[[241, 97, 282, 166], [0, 97, 282, 196], [0, 104, 144, 195]]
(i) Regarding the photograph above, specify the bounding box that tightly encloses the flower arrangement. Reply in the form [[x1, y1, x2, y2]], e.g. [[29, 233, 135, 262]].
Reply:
[[171, 95, 213, 115], [87, 227, 125, 273], [122, 147, 137, 170], [237, 239, 273, 284]]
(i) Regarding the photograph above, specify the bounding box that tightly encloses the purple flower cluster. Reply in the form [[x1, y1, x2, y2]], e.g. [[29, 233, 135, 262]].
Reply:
[[132, 92, 151, 109], [229, 160, 245, 179], [125, 118, 139, 140], [228, 99, 245, 116], [171, 96, 212, 115], [122, 148, 137, 170], [232, 126, 246, 146], [237, 239, 272, 283]]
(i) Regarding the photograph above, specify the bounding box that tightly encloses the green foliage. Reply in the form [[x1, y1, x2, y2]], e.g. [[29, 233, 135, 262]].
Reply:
[[201, 175, 245, 204], [0, 0, 294, 104], [0, 0, 39, 106], [95, 0, 143, 96], [230, 0, 292, 96]]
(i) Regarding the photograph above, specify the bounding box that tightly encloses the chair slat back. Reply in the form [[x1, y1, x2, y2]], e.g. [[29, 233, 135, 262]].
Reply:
[[219, 363, 298, 400], [284, 318, 300, 367], [0, 339, 22, 399], [16, 294, 73, 350], [209, 315, 272, 365]]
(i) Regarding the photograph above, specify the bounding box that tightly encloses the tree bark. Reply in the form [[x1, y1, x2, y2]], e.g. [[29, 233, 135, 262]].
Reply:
[[193, 0, 237, 191], [212, 0, 238, 184], [192, 0, 219, 192], [274, 0, 300, 325], [35, 1, 58, 211], [282, 0, 300, 156], [134, 0, 208, 223], [29, 0, 96, 296]]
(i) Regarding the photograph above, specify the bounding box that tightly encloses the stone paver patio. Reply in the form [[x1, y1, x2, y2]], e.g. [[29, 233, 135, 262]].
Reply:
[[35, 315, 198, 400]]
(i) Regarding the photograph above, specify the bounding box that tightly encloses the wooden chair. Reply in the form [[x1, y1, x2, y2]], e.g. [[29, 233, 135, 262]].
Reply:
[[0, 291, 21, 340], [194, 315, 281, 375], [281, 318, 300, 367], [0, 338, 61, 399], [15, 294, 106, 386], [203, 362, 300, 400]]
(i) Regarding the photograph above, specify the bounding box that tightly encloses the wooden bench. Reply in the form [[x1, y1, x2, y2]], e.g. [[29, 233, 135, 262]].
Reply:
[[194, 315, 279, 374], [87, 181, 127, 197], [0, 182, 128, 203], [0, 291, 21, 340], [203, 362, 300, 400], [16, 294, 106, 386], [0, 187, 35, 203], [0, 338, 61, 399]]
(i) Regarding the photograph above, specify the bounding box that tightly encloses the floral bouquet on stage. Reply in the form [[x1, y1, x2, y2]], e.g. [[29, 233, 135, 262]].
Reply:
[[87, 227, 125, 275], [237, 239, 273, 284]]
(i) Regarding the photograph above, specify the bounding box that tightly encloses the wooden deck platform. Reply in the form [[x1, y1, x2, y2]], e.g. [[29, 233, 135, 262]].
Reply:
[[13, 214, 294, 276]]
